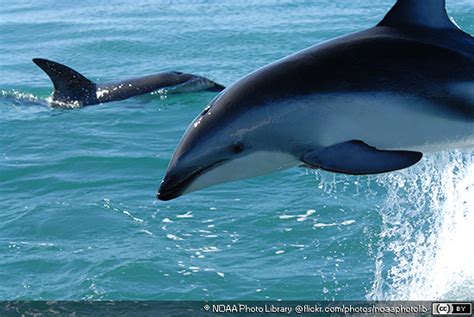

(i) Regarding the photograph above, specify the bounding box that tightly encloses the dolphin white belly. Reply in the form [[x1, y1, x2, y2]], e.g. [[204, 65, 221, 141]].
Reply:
[[239, 92, 474, 155], [297, 92, 474, 153]]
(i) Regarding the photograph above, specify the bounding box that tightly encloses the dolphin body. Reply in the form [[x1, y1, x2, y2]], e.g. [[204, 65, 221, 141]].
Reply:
[[33, 58, 225, 108], [158, 0, 474, 201]]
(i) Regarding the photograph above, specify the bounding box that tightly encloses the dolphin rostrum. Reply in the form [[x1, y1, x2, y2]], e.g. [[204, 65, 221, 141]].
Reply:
[[33, 58, 225, 108], [158, 0, 474, 201]]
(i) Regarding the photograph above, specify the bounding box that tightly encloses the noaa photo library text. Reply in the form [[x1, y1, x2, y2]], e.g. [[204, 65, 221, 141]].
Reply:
[[207, 303, 429, 315], [211, 304, 293, 314]]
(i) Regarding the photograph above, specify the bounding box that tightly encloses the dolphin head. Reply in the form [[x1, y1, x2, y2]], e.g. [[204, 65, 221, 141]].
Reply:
[[157, 91, 299, 201], [166, 73, 225, 93], [196, 76, 226, 92]]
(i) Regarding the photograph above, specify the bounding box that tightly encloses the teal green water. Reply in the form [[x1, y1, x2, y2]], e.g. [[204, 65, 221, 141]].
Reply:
[[1, 0, 473, 301]]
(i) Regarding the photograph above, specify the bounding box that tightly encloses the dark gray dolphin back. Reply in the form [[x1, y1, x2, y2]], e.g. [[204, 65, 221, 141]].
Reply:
[[32, 58, 97, 105]]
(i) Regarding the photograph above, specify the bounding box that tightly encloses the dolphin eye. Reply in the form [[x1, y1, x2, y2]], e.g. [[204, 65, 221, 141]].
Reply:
[[231, 142, 244, 154]]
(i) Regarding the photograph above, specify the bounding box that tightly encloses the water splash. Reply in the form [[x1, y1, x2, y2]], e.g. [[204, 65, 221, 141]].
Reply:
[[46, 96, 83, 109], [368, 150, 474, 300], [0, 89, 47, 107]]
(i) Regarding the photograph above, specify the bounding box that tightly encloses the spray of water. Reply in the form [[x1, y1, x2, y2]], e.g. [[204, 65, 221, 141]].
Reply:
[[0, 89, 47, 107], [368, 150, 474, 300]]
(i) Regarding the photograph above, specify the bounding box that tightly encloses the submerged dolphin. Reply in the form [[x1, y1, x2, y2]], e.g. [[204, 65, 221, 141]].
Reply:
[[158, 0, 474, 201], [33, 58, 225, 108]]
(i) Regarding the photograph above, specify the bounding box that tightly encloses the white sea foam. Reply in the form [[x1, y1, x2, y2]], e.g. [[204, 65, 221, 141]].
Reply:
[[368, 151, 474, 300], [1, 89, 49, 109], [176, 211, 193, 218], [166, 234, 183, 241]]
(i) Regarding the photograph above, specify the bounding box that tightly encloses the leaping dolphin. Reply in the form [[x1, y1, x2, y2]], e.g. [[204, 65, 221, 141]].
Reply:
[[33, 58, 225, 108], [158, 0, 474, 201]]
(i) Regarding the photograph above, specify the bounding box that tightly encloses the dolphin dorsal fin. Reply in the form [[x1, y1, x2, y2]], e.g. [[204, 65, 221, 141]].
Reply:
[[33, 58, 96, 104], [378, 0, 457, 30]]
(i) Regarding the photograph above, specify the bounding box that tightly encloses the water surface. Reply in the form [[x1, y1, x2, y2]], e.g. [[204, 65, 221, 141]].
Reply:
[[1, 0, 473, 300]]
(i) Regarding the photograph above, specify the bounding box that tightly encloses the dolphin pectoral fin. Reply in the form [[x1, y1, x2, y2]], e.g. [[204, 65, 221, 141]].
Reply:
[[302, 140, 422, 175]]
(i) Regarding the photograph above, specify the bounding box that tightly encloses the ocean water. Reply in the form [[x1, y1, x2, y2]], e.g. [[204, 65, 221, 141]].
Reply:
[[1, 0, 473, 301]]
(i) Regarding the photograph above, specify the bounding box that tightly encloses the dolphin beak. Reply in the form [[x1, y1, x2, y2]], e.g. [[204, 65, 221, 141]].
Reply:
[[157, 181, 182, 201], [157, 159, 228, 201], [157, 166, 200, 201]]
